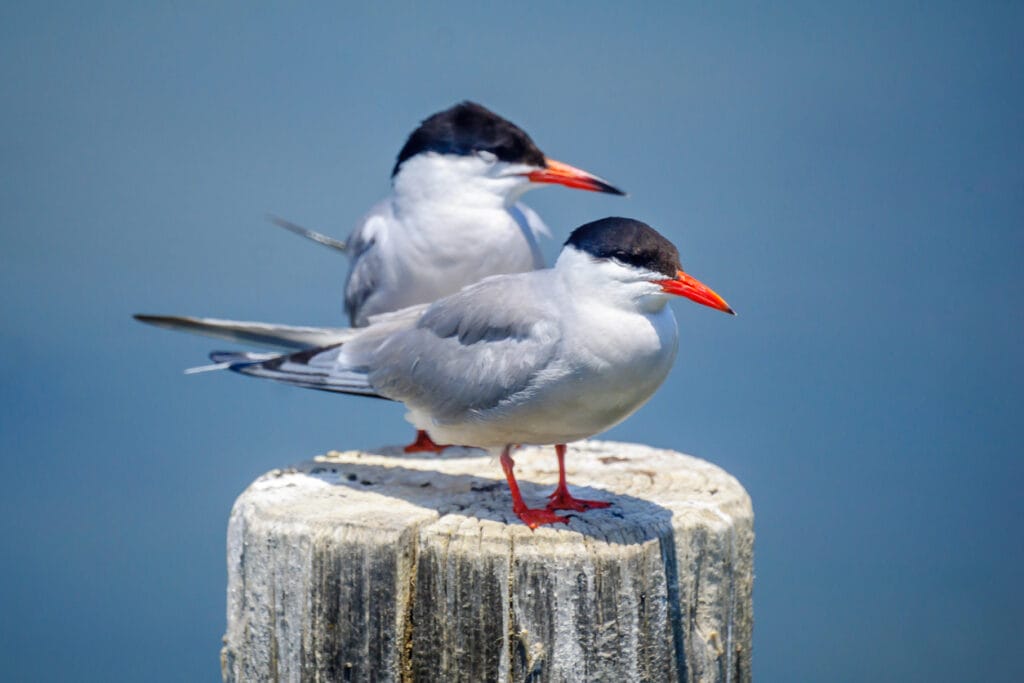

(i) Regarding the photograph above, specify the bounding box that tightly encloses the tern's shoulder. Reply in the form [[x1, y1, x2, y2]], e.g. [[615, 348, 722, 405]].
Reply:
[[416, 270, 559, 344], [344, 198, 399, 325], [347, 198, 396, 255]]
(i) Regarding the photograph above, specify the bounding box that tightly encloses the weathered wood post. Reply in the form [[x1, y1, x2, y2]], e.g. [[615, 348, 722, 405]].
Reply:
[[221, 440, 753, 682]]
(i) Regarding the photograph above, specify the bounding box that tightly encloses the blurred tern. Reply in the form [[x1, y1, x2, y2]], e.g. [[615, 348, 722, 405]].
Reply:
[[136, 217, 734, 528], [275, 101, 624, 328], [275, 101, 624, 453]]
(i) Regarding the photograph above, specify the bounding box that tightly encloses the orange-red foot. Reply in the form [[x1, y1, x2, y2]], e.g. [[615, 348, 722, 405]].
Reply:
[[546, 485, 612, 512], [515, 506, 570, 529], [499, 445, 569, 529], [403, 430, 450, 454]]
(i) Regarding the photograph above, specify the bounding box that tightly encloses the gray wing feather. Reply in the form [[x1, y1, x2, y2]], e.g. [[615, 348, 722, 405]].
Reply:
[[228, 345, 389, 399], [184, 274, 562, 414], [358, 273, 562, 420], [344, 202, 393, 326], [268, 214, 348, 252], [134, 314, 354, 350]]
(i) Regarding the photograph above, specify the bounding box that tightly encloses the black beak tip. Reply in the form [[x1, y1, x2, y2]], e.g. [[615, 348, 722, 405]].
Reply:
[[600, 181, 627, 196]]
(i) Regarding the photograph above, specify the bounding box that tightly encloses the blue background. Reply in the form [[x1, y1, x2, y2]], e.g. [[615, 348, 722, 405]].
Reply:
[[2, 3, 1021, 681]]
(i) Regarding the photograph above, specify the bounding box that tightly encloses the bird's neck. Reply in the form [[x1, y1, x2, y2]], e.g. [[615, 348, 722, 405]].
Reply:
[[555, 248, 671, 315], [392, 155, 526, 210]]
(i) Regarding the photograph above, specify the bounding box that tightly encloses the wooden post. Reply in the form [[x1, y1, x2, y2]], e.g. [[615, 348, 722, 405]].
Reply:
[[221, 440, 753, 683]]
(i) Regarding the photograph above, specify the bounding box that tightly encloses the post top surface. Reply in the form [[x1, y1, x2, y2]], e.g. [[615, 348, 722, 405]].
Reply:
[[232, 440, 751, 546]]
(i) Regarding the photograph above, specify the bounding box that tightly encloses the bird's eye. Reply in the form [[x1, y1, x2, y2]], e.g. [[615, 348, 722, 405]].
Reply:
[[476, 150, 498, 164]]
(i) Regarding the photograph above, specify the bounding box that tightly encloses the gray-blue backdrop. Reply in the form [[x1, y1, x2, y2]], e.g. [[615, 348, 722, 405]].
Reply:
[[2, 3, 1021, 681]]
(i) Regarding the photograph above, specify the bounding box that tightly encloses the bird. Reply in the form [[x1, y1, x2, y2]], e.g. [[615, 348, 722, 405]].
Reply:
[[272, 101, 626, 453], [273, 101, 624, 327], [136, 217, 734, 529]]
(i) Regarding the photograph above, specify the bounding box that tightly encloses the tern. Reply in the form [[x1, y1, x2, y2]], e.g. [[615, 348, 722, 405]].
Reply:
[[274, 101, 624, 328], [275, 101, 625, 452], [136, 217, 733, 528]]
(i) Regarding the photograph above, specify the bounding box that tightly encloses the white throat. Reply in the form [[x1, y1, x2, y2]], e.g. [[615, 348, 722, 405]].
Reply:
[[555, 246, 671, 314], [392, 153, 533, 210]]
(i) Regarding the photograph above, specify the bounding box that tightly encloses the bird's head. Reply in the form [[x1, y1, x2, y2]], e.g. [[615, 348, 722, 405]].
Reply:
[[391, 101, 624, 203], [557, 217, 734, 314]]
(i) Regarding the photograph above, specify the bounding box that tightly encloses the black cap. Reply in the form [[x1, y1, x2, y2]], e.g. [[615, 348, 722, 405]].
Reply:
[[565, 217, 681, 278], [392, 101, 546, 177]]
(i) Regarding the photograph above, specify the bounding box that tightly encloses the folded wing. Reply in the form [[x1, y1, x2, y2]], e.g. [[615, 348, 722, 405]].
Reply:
[[359, 273, 562, 421]]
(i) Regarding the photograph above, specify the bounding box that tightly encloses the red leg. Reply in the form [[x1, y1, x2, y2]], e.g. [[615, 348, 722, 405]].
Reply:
[[500, 446, 568, 529], [403, 430, 450, 454], [546, 444, 612, 511]]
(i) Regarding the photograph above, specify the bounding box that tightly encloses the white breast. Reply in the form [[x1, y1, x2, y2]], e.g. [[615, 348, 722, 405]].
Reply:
[[423, 300, 679, 448]]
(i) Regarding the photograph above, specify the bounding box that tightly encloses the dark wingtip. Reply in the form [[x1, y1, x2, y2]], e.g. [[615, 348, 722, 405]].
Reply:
[[134, 313, 184, 327]]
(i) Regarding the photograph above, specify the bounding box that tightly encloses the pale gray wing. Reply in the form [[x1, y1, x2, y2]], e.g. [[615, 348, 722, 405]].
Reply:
[[344, 200, 394, 326], [134, 314, 354, 350], [212, 303, 429, 396], [359, 272, 563, 421], [207, 275, 561, 413]]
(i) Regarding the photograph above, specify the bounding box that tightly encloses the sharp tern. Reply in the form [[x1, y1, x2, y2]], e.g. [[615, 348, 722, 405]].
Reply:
[[137, 217, 734, 528]]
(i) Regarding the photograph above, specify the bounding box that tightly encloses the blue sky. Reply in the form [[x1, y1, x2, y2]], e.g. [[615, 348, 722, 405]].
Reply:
[[1, 3, 1021, 681]]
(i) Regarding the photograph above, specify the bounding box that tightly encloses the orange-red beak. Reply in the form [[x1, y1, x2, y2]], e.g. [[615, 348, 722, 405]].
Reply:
[[659, 270, 735, 314], [525, 158, 625, 195]]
